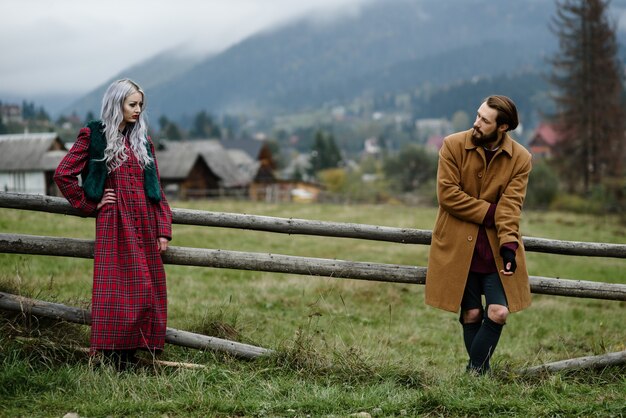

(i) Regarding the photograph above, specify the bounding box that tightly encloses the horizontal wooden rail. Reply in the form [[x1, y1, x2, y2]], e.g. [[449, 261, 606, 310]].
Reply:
[[1, 192, 625, 258], [0, 232, 425, 285], [0, 291, 270, 359], [519, 350, 626, 375], [1, 233, 625, 301]]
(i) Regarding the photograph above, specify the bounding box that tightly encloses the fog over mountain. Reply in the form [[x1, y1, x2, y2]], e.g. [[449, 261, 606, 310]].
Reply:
[[62, 0, 626, 120]]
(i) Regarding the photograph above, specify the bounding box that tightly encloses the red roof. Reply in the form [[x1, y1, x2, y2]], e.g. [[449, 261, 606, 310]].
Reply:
[[426, 135, 445, 150], [530, 123, 563, 146]]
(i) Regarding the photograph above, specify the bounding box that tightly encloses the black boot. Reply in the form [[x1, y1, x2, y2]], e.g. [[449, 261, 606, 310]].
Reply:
[[101, 349, 137, 371], [121, 349, 138, 370], [101, 350, 123, 370]]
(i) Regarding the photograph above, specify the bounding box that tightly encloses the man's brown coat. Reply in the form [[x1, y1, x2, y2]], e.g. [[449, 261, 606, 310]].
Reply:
[[425, 129, 532, 313]]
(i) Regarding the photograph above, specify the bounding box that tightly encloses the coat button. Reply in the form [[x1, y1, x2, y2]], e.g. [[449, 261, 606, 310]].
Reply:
[[468, 236, 473, 241], [478, 172, 483, 178]]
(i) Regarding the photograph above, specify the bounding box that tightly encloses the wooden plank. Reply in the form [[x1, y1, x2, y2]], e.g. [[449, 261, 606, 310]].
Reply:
[[0, 232, 424, 284], [0, 291, 271, 359], [519, 350, 626, 375], [529, 275, 626, 300], [1, 233, 625, 301], [1, 192, 625, 258], [172, 208, 433, 245]]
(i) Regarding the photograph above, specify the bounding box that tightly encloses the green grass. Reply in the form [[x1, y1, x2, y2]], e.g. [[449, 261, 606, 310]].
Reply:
[[1, 201, 625, 417]]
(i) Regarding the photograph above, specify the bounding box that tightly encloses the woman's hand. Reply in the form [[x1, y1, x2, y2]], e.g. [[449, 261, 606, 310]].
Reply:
[[158, 237, 169, 253], [96, 189, 116, 210]]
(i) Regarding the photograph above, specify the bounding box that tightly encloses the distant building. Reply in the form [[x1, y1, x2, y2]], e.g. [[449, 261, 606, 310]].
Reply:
[[363, 137, 381, 156], [0, 132, 67, 195], [221, 139, 276, 183], [281, 153, 312, 182], [0, 132, 284, 201], [156, 137, 282, 200], [426, 135, 445, 152], [529, 123, 562, 158], [156, 140, 248, 199], [247, 179, 322, 203], [415, 118, 453, 138], [225, 148, 260, 183], [0, 104, 23, 124]]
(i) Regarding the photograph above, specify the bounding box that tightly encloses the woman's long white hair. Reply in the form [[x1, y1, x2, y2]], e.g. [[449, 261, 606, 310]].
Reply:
[[100, 79, 153, 172]]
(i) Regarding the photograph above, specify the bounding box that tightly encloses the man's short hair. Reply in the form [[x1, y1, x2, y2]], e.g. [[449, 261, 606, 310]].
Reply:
[[484, 95, 519, 131]]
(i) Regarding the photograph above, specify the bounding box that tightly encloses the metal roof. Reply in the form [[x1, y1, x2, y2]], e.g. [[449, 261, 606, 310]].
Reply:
[[0, 132, 67, 171], [156, 140, 250, 187]]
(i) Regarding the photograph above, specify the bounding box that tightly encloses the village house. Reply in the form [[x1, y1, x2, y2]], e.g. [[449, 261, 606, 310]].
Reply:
[[0, 132, 67, 195], [0, 104, 23, 125], [220, 139, 295, 201], [529, 122, 562, 159], [0, 129, 307, 202], [425, 134, 445, 152], [415, 118, 453, 140], [221, 139, 277, 183], [220, 139, 324, 203], [156, 140, 249, 199]]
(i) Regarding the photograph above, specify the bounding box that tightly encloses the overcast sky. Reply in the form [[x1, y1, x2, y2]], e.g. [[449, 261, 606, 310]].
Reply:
[[0, 0, 370, 96]]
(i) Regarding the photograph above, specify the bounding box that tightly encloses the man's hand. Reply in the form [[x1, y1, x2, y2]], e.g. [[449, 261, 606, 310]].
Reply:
[[500, 248, 516, 276], [158, 237, 169, 253]]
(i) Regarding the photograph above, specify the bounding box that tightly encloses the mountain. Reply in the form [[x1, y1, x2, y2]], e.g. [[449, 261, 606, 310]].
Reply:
[[1, 92, 80, 118], [64, 47, 204, 117], [147, 0, 556, 118], [67, 0, 625, 120]]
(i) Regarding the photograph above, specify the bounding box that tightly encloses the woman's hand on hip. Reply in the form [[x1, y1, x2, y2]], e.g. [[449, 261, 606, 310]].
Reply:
[[96, 189, 116, 210]]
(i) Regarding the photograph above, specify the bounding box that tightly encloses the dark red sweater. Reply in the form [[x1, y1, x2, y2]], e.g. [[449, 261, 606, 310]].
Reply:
[[469, 148, 518, 273]]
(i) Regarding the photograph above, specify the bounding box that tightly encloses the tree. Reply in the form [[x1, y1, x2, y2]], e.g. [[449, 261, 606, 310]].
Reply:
[[266, 138, 284, 170], [35, 106, 49, 122], [158, 115, 183, 140], [525, 160, 559, 209], [308, 130, 342, 175], [548, 0, 624, 194], [451, 110, 470, 132], [383, 144, 437, 192], [84, 111, 96, 124], [22, 101, 36, 119], [190, 110, 222, 139]]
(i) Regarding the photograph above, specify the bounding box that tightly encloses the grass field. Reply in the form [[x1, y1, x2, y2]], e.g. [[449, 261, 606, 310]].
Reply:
[[1, 200, 625, 417]]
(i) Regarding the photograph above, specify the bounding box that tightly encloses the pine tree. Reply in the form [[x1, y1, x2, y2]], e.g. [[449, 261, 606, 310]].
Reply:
[[549, 0, 624, 194], [308, 130, 342, 175], [84, 111, 96, 124], [190, 111, 222, 139], [158, 115, 183, 140]]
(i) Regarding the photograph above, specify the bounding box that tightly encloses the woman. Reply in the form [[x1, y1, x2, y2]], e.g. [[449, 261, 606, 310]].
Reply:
[[55, 79, 172, 369]]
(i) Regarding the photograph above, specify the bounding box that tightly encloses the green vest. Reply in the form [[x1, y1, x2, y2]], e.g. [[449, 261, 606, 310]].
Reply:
[[81, 120, 161, 202]]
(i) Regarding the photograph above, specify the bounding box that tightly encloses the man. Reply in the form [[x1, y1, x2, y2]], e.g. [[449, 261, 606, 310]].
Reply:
[[425, 95, 532, 374]]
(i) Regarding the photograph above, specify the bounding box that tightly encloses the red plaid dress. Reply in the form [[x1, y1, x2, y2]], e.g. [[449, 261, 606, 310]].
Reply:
[[54, 127, 172, 352]]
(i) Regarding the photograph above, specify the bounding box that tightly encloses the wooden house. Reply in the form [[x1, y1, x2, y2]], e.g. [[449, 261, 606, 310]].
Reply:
[[529, 123, 562, 159], [156, 140, 249, 199], [221, 139, 276, 183], [0, 132, 67, 195]]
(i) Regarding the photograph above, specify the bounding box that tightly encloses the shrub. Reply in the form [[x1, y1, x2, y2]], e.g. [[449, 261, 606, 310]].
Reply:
[[525, 160, 559, 209], [549, 193, 604, 214], [383, 144, 438, 192]]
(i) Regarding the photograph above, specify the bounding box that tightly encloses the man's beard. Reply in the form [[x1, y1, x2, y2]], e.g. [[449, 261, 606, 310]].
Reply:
[[471, 127, 499, 146]]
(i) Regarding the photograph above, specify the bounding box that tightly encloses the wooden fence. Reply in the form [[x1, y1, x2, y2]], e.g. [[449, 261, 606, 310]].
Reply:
[[1, 191, 625, 363], [1, 192, 625, 300]]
